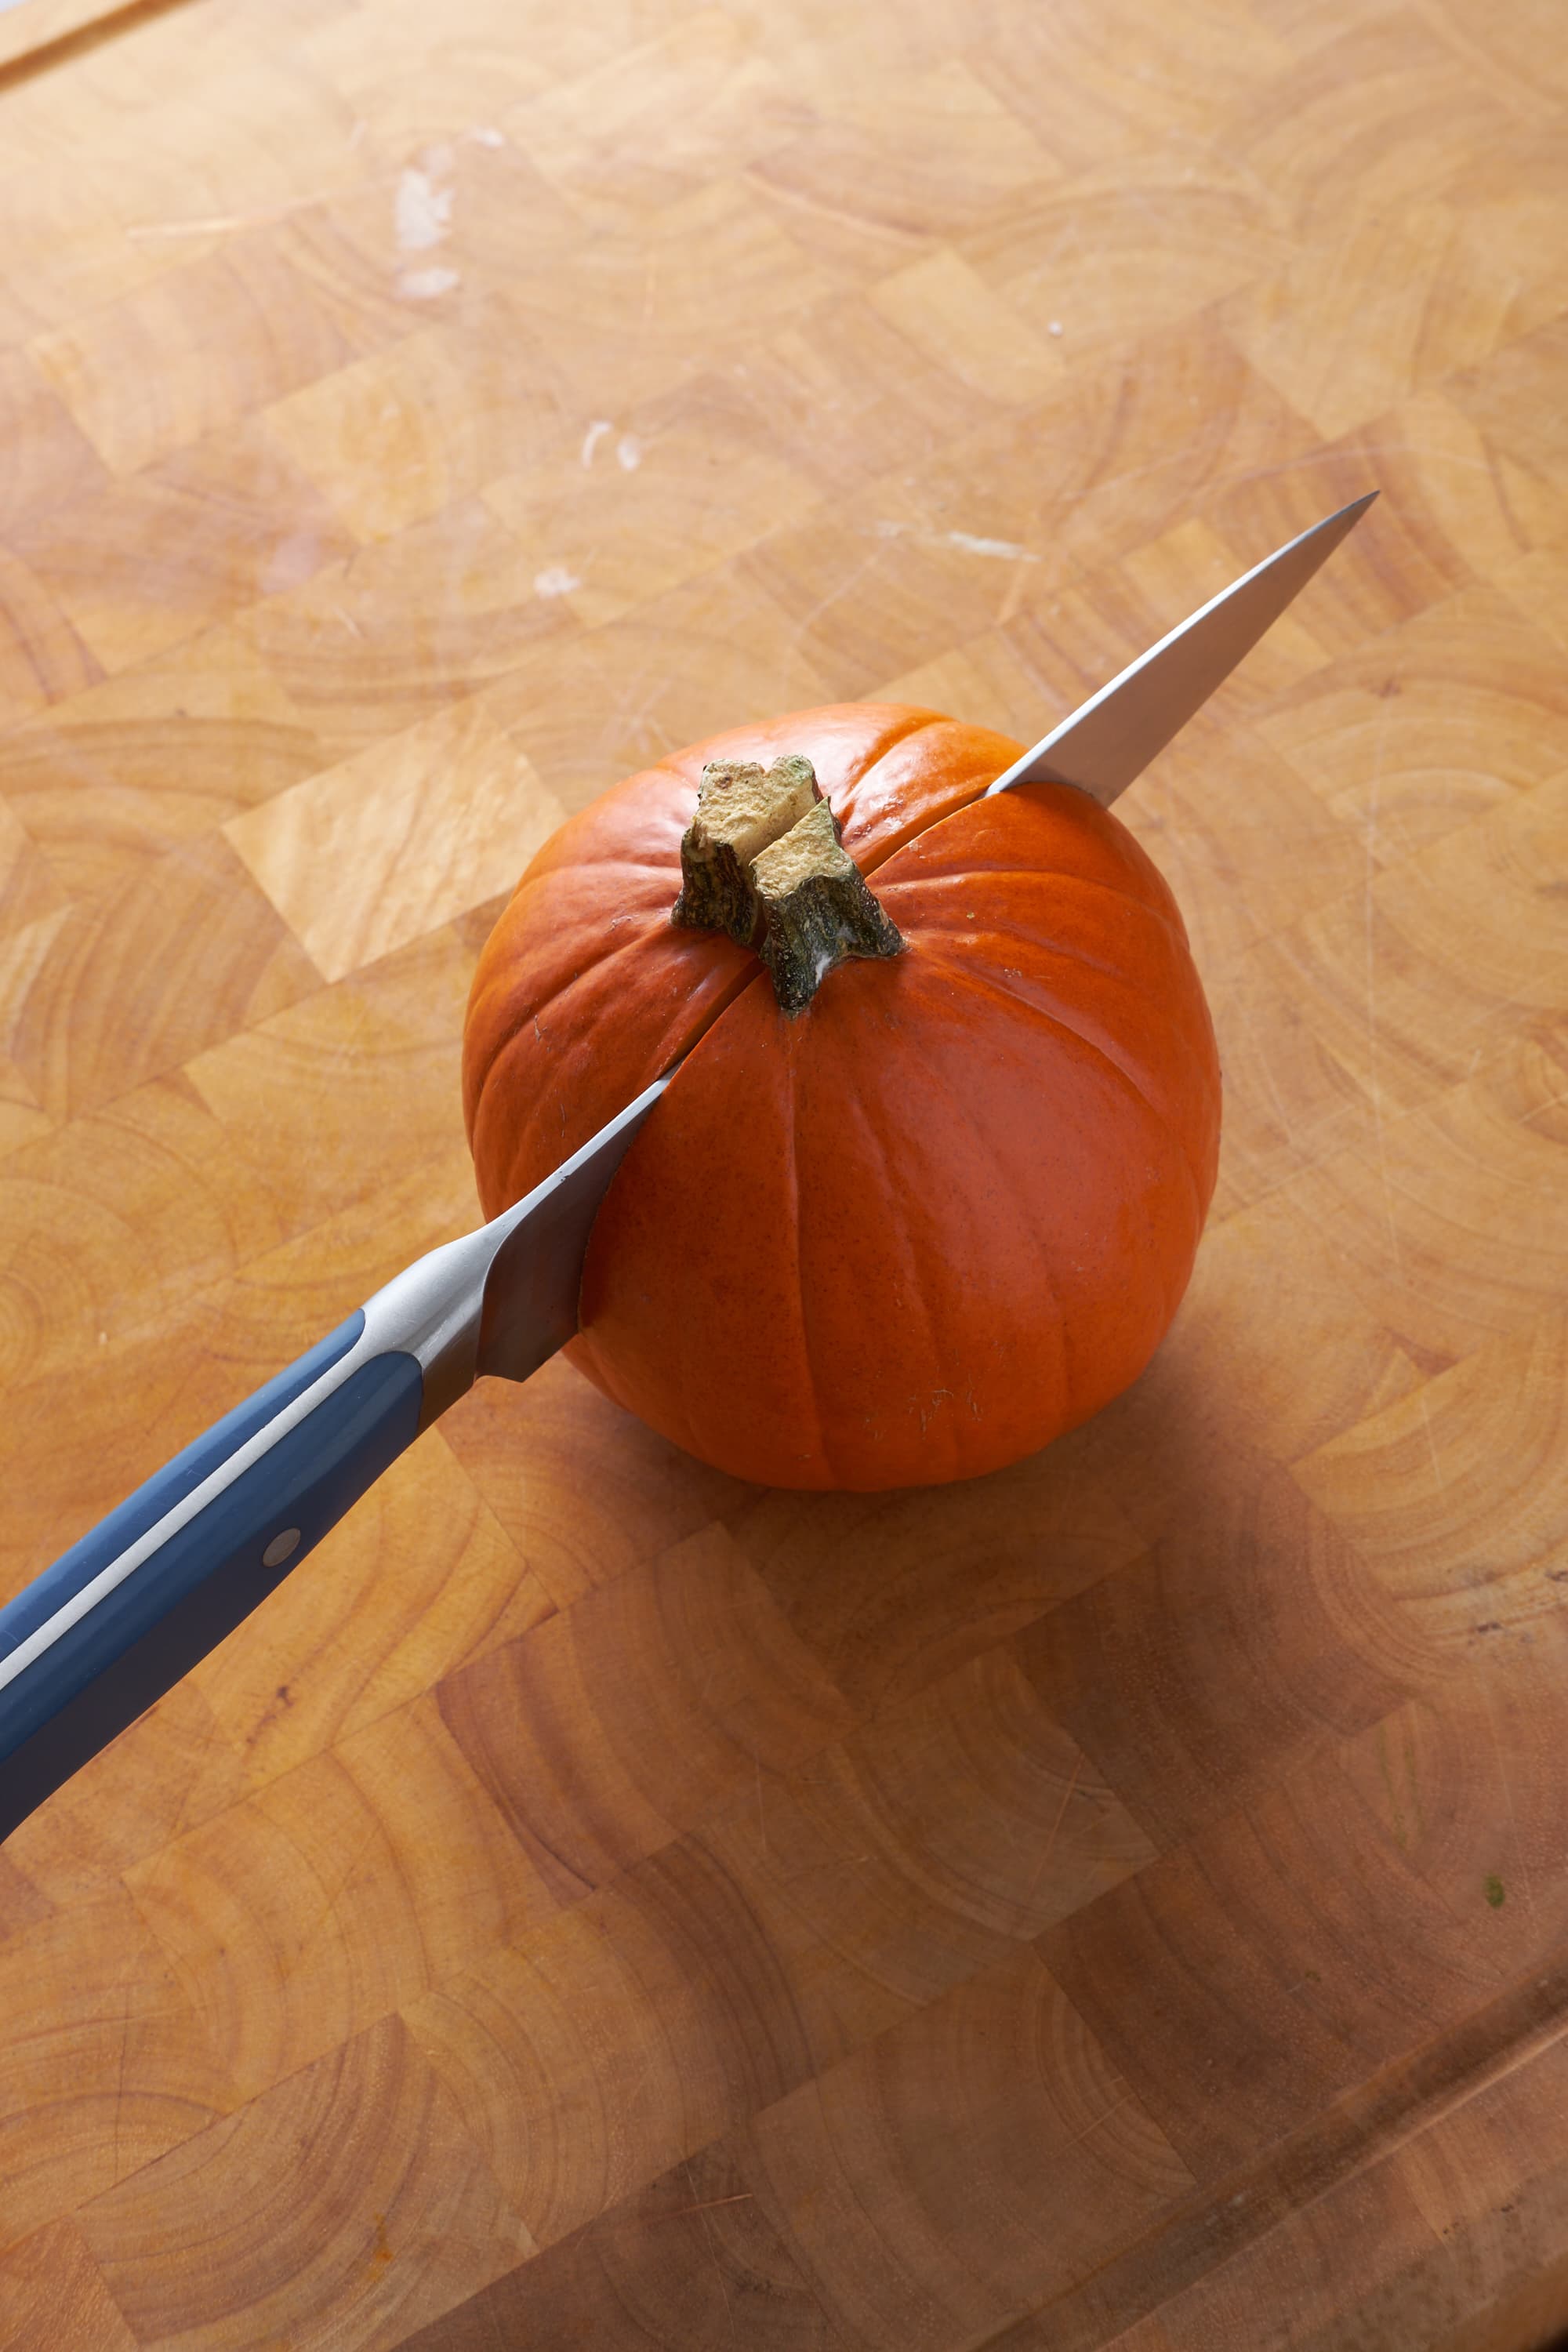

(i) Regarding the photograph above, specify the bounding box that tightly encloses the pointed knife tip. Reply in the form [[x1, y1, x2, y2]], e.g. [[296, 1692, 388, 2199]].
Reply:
[[1303, 487, 1377, 550]]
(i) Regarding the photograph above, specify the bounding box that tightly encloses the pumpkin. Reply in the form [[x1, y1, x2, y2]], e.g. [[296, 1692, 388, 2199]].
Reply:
[[463, 702, 1221, 1492]]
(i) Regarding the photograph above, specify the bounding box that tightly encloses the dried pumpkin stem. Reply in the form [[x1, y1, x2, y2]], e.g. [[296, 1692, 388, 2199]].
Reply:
[[672, 753, 822, 943], [751, 800, 905, 1014], [673, 750, 905, 1009]]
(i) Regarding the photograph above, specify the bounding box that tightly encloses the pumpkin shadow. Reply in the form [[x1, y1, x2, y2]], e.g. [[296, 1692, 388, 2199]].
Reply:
[[716, 1335, 1425, 1827], [710, 1350, 1192, 1721]]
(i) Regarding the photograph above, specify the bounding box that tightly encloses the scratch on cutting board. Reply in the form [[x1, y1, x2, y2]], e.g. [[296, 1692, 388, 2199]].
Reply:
[[128, 189, 339, 238], [650, 2193, 754, 2223], [695, 2199, 739, 2346], [789, 543, 889, 644], [1485, 1682, 1535, 1928], [1024, 1752, 1083, 1907], [1063, 2083, 1139, 2150], [869, 520, 1041, 562], [1377, 1719, 1409, 1849], [1417, 1384, 1447, 1497]]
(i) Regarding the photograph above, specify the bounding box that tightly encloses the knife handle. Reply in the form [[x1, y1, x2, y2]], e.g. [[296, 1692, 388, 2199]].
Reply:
[[0, 1314, 426, 1842], [0, 1078, 670, 1843]]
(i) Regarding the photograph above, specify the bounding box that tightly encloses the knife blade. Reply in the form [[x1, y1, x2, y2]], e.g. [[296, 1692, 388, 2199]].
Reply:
[[0, 491, 1374, 1839], [986, 490, 1377, 805]]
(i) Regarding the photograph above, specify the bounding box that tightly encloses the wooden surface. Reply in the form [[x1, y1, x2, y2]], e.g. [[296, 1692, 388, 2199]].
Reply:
[[0, 0, 1565, 2345], [0, 0, 148, 76]]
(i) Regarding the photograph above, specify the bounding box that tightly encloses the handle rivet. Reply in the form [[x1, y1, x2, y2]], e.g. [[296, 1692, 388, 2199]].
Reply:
[[262, 1528, 302, 1568]]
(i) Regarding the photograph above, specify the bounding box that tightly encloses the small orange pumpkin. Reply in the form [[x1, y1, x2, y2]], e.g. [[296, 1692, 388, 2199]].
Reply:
[[463, 702, 1221, 1491]]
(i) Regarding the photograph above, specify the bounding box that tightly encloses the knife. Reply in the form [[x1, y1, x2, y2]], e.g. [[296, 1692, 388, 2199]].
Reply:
[[0, 488, 1374, 1840]]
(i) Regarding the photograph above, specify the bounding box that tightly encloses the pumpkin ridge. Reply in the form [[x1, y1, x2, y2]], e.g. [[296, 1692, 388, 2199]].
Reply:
[[466, 916, 675, 1127], [876, 1007, 1076, 1438], [895, 872, 1214, 1030], [921, 946, 1212, 1232], [881, 855, 1192, 959], [884, 887, 1178, 991], [474, 906, 664, 1018], [779, 1044, 840, 1483], [924, 934, 1201, 1092], [846, 714, 1004, 877], [911, 920, 1137, 990], [841, 708, 952, 798], [464, 924, 757, 1195], [934, 939, 1208, 1160], [819, 1030, 966, 1484]]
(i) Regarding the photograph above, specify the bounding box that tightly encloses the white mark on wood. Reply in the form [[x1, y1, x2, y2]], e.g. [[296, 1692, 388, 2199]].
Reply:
[[617, 434, 644, 471], [945, 529, 1037, 559], [395, 166, 453, 252], [534, 566, 582, 598], [468, 125, 506, 147], [127, 191, 337, 238], [868, 520, 1039, 561], [999, 551, 1033, 626], [397, 265, 460, 300], [581, 419, 613, 467]]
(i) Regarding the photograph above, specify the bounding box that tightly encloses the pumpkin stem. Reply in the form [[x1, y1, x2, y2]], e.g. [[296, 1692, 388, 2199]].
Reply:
[[752, 800, 906, 1012], [673, 752, 906, 1009], [672, 753, 822, 943]]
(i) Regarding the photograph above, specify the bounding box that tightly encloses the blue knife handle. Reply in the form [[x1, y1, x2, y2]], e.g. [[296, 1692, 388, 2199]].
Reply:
[[0, 1069, 672, 1844], [0, 1321, 424, 1842]]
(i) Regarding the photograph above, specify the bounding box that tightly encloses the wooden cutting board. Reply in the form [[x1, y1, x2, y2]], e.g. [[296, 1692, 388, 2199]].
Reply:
[[1, 0, 1566, 2345]]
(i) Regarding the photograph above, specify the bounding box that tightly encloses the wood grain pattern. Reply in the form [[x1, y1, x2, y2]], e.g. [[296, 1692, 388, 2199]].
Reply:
[[0, 0, 1565, 2344]]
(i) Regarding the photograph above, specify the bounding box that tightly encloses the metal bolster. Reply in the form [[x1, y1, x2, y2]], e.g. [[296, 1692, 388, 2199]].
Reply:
[[360, 1069, 678, 1428], [361, 1222, 502, 1432]]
